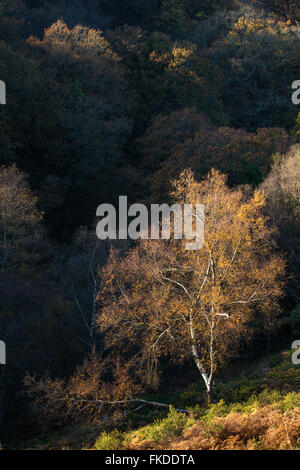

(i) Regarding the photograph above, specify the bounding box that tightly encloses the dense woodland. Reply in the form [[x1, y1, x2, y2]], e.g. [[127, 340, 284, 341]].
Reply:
[[1, 0, 300, 450]]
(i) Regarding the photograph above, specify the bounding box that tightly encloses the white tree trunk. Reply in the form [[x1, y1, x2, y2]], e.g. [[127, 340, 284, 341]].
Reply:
[[189, 311, 212, 396]]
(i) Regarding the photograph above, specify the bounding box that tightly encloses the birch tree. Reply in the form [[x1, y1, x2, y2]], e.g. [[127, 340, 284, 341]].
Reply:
[[68, 227, 106, 347], [97, 169, 285, 400]]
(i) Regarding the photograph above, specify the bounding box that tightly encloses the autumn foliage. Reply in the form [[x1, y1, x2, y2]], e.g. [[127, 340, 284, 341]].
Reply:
[[1, 0, 300, 448], [98, 170, 285, 397]]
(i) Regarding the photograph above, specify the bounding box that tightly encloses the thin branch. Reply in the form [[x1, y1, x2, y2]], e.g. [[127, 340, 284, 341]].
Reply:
[[53, 396, 188, 414]]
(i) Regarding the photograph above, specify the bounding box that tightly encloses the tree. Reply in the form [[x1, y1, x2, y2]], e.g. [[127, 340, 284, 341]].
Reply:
[[0, 0, 27, 43], [258, 0, 300, 20], [108, 26, 227, 133], [208, 11, 300, 130], [139, 109, 289, 202], [89, 0, 236, 34], [262, 144, 300, 302], [0, 39, 47, 168], [0, 164, 63, 430], [153, 0, 236, 37], [0, 164, 44, 273], [97, 169, 285, 399], [64, 227, 111, 347], [25, 352, 142, 426], [20, 20, 133, 238], [137, 108, 212, 172]]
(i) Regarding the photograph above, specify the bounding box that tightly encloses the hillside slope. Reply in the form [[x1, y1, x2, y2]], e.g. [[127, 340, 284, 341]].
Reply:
[[11, 348, 300, 450], [92, 349, 300, 451]]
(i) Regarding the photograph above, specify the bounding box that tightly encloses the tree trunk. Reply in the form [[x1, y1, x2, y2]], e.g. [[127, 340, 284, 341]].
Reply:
[[206, 388, 211, 406], [189, 311, 214, 405], [206, 382, 216, 406]]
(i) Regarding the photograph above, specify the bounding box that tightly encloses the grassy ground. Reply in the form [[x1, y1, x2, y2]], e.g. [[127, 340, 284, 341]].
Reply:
[[92, 349, 300, 450], [6, 347, 300, 450]]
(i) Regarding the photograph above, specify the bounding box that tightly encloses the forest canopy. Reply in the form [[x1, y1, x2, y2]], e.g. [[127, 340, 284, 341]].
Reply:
[[1, 0, 300, 449]]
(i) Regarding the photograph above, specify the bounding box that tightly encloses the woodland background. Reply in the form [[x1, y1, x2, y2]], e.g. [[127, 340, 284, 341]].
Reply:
[[1, 0, 300, 450]]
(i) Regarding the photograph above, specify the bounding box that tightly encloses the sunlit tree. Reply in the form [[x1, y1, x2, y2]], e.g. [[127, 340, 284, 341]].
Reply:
[[0, 164, 43, 273], [97, 170, 285, 399]]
